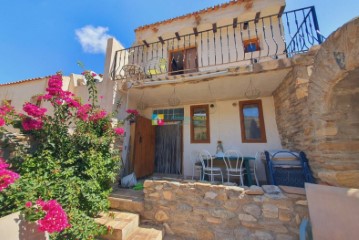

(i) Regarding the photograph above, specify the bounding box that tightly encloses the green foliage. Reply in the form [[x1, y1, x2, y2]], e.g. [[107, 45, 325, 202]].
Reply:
[[0, 71, 121, 239]]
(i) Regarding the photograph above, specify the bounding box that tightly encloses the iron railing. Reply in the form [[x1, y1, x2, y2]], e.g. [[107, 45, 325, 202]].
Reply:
[[111, 6, 323, 81]]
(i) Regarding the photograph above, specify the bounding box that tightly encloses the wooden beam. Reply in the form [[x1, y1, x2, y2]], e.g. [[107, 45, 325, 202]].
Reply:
[[278, 6, 285, 18], [175, 32, 181, 40], [142, 40, 149, 47], [254, 12, 261, 23], [158, 36, 165, 44], [212, 23, 217, 33], [193, 27, 198, 36], [233, 18, 238, 28]]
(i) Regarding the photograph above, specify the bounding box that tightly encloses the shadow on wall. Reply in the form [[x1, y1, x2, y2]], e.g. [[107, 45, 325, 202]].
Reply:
[[0, 212, 48, 240]]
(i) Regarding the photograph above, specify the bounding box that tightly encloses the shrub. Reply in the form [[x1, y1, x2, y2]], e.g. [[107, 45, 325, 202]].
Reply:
[[0, 70, 123, 239]]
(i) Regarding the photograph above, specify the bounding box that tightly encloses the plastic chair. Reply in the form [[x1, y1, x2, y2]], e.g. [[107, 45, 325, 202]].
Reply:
[[199, 150, 223, 183], [223, 150, 245, 186], [190, 150, 202, 180]]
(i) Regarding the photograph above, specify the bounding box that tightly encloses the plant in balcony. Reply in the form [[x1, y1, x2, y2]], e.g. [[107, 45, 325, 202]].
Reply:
[[125, 109, 139, 123]]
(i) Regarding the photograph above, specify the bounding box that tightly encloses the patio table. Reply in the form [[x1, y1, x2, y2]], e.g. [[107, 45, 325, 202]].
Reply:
[[212, 156, 255, 186]]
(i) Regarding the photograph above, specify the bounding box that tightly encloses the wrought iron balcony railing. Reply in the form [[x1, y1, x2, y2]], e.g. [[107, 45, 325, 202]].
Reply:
[[111, 6, 324, 82]]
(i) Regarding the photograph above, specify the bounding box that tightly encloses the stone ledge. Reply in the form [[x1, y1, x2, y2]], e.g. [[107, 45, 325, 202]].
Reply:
[[279, 185, 306, 195]]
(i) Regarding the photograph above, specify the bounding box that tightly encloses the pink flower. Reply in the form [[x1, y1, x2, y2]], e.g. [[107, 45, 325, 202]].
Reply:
[[114, 127, 125, 135], [77, 104, 92, 121], [0, 104, 14, 116], [0, 158, 20, 192], [35, 199, 70, 233], [25, 201, 32, 208], [89, 110, 107, 122], [65, 98, 80, 108], [0, 118, 4, 127], [91, 73, 97, 77], [22, 118, 43, 131], [0, 158, 9, 169], [23, 102, 47, 118], [126, 109, 139, 115]]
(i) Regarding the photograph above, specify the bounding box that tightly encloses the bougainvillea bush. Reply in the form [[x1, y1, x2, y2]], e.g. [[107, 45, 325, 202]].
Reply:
[[0, 71, 123, 239]]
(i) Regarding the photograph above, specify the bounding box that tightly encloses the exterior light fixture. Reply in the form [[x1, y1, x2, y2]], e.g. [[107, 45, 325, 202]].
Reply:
[[244, 79, 260, 99]]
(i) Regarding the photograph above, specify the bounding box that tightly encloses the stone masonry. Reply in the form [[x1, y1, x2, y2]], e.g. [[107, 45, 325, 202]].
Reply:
[[143, 180, 308, 240], [273, 17, 359, 188]]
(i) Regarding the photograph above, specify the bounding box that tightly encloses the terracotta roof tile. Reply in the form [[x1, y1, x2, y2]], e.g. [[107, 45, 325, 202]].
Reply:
[[0, 76, 51, 87], [135, 0, 248, 32]]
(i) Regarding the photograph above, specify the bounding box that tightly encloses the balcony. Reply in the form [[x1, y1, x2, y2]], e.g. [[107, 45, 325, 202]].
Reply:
[[111, 6, 324, 86]]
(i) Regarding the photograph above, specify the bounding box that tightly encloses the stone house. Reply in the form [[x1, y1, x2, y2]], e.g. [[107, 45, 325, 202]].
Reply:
[[103, 0, 357, 186], [1, 0, 358, 189]]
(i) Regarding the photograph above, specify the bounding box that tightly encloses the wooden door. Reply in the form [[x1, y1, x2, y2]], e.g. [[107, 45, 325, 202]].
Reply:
[[133, 116, 156, 178], [154, 123, 182, 174]]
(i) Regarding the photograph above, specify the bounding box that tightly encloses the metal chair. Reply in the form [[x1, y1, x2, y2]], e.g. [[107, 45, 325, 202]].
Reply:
[[248, 152, 260, 186], [190, 150, 202, 180], [223, 150, 245, 186], [199, 150, 223, 183]]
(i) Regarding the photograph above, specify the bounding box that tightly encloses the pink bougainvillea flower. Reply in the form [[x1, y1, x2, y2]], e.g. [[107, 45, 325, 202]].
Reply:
[[34, 199, 70, 233], [0, 104, 14, 116], [89, 110, 107, 122], [0, 118, 5, 127], [23, 102, 47, 118], [22, 118, 43, 131], [126, 109, 139, 115], [65, 98, 80, 108], [0, 158, 9, 169], [0, 158, 20, 192], [25, 201, 32, 208], [114, 127, 125, 135], [77, 104, 92, 121]]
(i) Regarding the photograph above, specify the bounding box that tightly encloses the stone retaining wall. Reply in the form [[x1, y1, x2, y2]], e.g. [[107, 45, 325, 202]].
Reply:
[[143, 180, 308, 240], [273, 18, 359, 188]]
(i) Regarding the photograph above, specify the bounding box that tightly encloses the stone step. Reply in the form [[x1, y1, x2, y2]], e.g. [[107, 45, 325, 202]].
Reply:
[[127, 227, 163, 240], [109, 196, 144, 215], [95, 211, 139, 240]]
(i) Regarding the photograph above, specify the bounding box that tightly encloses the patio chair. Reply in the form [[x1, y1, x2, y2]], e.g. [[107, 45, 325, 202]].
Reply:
[[223, 150, 245, 186], [190, 150, 202, 180], [264, 150, 315, 187], [247, 151, 261, 186], [199, 150, 223, 183], [144, 58, 167, 78]]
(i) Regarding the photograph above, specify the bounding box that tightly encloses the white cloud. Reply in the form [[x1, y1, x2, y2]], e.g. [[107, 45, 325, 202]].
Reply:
[[75, 25, 113, 54]]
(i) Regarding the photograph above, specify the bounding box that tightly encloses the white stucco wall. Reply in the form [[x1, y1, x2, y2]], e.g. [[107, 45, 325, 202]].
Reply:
[[140, 96, 282, 181]]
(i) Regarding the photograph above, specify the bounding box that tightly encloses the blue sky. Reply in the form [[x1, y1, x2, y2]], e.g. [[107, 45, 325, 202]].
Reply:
[[0, 0, 358, 84]]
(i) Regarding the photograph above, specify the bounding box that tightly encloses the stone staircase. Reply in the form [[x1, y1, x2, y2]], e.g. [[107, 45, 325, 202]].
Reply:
[[95, 211, 162, 240]]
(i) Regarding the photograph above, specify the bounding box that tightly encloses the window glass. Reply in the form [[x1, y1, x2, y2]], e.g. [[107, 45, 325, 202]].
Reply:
[[239, 100, 266, 143], [190, 105, 210, 143]]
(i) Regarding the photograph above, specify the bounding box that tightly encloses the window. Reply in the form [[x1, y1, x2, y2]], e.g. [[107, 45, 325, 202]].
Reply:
[[190, 105, 210, 143], [30, 95, 42, 106], [153, 108, 184, 122], [169, 47, 198, 75], [239, 100, 266, 143], [243, 38, 260, 53]]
